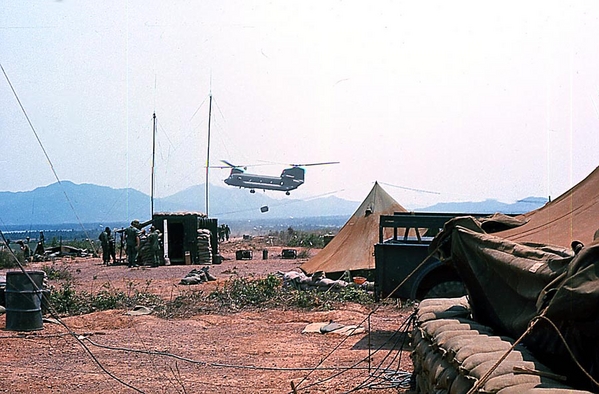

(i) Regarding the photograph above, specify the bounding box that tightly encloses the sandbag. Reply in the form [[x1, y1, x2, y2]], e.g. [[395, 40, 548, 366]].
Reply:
[[411, 297, 595, 394]]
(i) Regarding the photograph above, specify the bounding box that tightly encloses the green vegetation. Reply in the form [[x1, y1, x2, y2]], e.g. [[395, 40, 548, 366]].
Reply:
[[0, 248, 22, 269], [209, 274, 282, 310], [160, 290, 205, 319], [44, 271, 374, 319], [208, 274, 373, 312], [41, 262, 73, 281], [268, 226, 334, 249], [284, 285, 374, 310], [47, 280, 164, 316]]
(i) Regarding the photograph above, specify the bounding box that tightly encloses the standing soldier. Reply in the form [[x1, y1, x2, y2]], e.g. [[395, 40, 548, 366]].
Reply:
[[108, 228, 117, 263], [218, 225, 224, 242], [99, 227, 110, 265], [148, 226, 161, 267], [124, 220, 141, 268], [16, 240, 31, 263], [98, 227, 116, 265]]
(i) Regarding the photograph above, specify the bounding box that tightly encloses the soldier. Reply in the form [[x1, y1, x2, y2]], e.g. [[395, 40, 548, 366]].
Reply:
[[148, 226, 162, 267], [16, 240, 31, 262], [108, 229, 117, 263], [124, 220, 141, 268], [218, 224, 225, 242], [98, 227, 115, 265], [33, 232, 45, 260]]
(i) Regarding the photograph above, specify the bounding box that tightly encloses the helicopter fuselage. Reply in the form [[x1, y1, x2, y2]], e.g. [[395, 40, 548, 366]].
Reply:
[[224, 166, 305, 194]]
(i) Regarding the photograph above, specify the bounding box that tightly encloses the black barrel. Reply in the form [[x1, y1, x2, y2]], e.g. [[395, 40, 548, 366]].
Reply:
[[5, 271, 45, 331], [262, 249, 268, 260]]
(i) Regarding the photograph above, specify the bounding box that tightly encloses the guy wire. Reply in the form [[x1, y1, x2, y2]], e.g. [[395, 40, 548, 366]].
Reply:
[[0, 228, 146, 393]]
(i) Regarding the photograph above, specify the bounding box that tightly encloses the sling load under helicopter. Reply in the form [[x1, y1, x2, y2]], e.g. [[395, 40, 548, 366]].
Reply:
[[219, 160, 339, 195]]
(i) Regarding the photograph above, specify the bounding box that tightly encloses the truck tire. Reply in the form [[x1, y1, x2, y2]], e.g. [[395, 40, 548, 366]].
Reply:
[[421, 280, 466, 300]]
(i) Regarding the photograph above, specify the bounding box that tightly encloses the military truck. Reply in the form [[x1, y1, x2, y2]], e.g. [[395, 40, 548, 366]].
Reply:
[[374, 212, 488, 300]]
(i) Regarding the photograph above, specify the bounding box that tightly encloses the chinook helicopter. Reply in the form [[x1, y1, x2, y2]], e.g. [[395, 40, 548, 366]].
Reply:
[[220, 160, 339, 195]]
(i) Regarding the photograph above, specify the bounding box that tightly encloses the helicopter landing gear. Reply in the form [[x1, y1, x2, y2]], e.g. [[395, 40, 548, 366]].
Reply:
[[250, 189, 256, 194], [285, 191, 290, 196]]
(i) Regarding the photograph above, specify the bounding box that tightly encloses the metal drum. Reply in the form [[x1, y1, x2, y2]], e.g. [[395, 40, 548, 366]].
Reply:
[[5, 271, 45, 331]]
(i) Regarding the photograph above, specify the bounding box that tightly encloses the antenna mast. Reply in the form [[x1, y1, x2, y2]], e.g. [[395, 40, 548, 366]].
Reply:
[[151, 112, 157, 216], [205, 93, 213, 216]]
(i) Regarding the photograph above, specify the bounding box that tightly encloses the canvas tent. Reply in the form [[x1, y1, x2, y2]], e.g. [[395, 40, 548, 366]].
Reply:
[[300, 182, 406, 275], [498, 165, 599, 248]]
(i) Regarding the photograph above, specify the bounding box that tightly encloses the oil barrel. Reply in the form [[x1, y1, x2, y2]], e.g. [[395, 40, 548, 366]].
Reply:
[[5, 271, 45, 331], [262, 249, 268, 260]]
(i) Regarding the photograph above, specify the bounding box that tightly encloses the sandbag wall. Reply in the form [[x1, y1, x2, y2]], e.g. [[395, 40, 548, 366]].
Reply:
[[196, 229, 212, 264], [410, 297, 593, 394]]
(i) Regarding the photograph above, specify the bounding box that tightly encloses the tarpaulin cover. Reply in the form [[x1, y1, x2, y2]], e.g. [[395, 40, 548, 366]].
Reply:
[[431, 216, 599, 390], [300, 182, 406, 275]]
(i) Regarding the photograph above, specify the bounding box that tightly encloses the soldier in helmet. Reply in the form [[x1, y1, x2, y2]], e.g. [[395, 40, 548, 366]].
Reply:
[[148, 226, 162, 267], [16, 240, 31, 263], [98, 227, 116, 265], [124, 220, 141, 268]]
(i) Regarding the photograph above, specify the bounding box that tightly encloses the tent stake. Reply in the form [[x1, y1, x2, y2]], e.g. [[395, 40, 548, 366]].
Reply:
[[290, 380, 298, 394]]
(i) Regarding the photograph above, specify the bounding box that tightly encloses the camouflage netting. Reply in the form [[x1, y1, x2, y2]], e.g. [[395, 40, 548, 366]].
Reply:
[[410, 297, 594, 394]]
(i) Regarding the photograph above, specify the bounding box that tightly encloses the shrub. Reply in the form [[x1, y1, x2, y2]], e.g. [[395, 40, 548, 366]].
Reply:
[[284, 286, 374, 310], [297, 249, 311, 259], [0, 249, 21, 269], [209, 274, 281, 310], [158, 290, 205, 319], [44, 274, 374, 318], [47, 281, 164, 316], [267, 227, 332, 249], [47, 281, 91, 315], [287, 232, 325, 248], [41, 262, 73, 281], [208, 274, 373, 312]]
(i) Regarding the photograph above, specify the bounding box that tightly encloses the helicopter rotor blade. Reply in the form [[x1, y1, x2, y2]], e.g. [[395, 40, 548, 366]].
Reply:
[[290, 161, 340, 167], [221, 160, 238, 168], [217, 160, 275, 169], [209, 160, 244, 170]]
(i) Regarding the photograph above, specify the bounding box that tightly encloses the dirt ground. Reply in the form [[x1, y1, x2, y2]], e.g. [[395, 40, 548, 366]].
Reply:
[[1, 238, 415, 393]]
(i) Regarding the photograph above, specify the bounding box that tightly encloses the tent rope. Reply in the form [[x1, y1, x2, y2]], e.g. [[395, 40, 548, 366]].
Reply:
[[535, 315, 599, 390], [466, 308, 599, 393], [465, 308, 547, 394]]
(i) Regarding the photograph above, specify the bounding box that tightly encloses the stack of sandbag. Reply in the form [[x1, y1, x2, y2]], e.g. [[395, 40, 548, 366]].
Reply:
[[180, 267, 217, 285], [410, 297, 594, 394], [196, 229, 212, 264], [281, 270, 349, 291]]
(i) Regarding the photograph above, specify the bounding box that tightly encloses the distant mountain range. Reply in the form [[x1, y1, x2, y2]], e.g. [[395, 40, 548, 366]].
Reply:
[[418, 196, 549, 215], [0, 181, 359, 227], [0, 181, 547, 228]]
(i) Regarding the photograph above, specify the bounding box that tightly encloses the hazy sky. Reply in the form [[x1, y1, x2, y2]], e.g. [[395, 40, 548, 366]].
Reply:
[[1, 1, 598, 211]]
